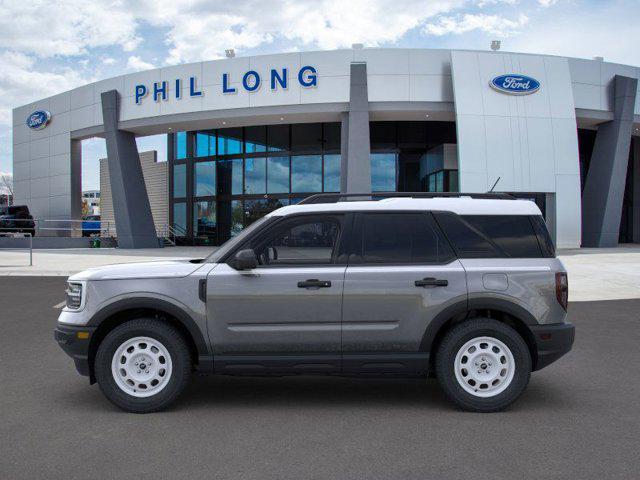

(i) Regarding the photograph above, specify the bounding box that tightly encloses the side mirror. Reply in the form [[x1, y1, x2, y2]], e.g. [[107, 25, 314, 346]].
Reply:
[[231, 249, 258, 270]]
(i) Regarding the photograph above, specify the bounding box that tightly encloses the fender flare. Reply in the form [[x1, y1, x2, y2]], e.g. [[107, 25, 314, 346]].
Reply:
[[88, 296, 210, 358], [419, 296, 537, 353]]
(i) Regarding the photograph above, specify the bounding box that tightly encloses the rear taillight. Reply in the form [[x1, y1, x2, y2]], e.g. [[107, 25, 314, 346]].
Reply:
[[555, 272, 568, 311]]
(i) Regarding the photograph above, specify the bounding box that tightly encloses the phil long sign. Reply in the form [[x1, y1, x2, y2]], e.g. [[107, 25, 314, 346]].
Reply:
[[490, 74, 540, 95], [135, 65, 318, 105]]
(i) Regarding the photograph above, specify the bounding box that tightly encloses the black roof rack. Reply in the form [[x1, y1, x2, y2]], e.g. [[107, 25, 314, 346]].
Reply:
[[298, 192, 516, 205]]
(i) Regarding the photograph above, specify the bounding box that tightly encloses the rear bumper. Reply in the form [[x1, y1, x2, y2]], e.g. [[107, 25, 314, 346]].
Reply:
[[530, 322, 575, 371], [54, 324, 96, 377]]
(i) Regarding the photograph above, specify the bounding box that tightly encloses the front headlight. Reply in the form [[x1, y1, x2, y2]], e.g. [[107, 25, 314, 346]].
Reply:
[[65, 282, 84, 310]]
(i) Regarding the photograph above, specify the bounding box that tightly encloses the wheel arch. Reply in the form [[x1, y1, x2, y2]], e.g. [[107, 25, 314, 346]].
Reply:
[[86, 297, 212, 383], [421, 297, 539, 373]]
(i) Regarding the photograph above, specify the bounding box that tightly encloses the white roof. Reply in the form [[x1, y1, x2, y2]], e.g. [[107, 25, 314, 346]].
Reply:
[[270, 197, 542, 217]]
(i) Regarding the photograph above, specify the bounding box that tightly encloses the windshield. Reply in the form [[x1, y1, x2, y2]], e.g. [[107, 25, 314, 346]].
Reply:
[[206, 216, 273, 263]]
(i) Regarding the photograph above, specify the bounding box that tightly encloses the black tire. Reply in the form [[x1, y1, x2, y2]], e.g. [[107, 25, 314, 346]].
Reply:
[[435, 318, 531, 412], [94, 318, 192, 413]]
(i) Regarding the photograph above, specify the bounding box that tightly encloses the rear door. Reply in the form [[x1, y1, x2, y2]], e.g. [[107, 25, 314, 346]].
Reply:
[[341, 212, 467, 374]]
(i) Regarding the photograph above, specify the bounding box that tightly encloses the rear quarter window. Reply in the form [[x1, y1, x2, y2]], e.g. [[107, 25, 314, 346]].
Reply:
[[434, 212, 545, 258]]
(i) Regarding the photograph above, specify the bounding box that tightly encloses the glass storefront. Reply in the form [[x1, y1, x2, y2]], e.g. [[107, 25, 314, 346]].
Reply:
[[369, 121, 458, 192], [169, 123, 341, 244], [169, 120, 459, 244]]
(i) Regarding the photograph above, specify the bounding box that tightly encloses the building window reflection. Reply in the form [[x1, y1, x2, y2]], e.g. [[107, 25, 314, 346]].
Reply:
[[169, 123, 341, 245], [371, 153, 397, 192], [244, 157, 266, 194], [173, 163, 187, 198], [194, 201, 216, 239], [194, 161, 216, 197], [267, 156, 290, 193], [292, 155, 322, 193]]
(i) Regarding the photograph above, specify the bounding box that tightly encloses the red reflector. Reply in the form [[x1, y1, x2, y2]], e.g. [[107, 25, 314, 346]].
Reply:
[[555, 272, 568, 311], [540, 333, 552, 341]]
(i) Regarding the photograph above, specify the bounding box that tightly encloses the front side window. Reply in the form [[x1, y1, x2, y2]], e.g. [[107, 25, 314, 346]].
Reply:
[[356, 213, 454, 264], [251, 216, 341, 266]]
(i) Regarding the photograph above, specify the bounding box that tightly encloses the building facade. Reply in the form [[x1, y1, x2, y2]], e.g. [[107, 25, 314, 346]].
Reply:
[[81, 190, 100, 215], [99, 150, 168, 237], [11, 48, 640, 248]]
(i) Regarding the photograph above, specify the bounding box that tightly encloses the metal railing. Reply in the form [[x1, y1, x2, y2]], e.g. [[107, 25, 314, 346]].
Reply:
[[0, 218, 188, 249], [0, 230, 33, 266], [0, 218, 116, 237]]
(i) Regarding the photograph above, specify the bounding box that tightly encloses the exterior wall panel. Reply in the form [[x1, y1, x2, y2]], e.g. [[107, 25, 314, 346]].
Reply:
[[99, 151, 168, 237], [451, 50, 582, 247]]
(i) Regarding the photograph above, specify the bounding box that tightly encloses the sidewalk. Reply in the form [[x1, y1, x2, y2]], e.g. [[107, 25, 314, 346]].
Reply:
[[1, 245, 639, 301]]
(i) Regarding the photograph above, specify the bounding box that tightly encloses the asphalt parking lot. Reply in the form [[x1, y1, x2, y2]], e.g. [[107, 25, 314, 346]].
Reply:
[[1, 277, 639, 480]]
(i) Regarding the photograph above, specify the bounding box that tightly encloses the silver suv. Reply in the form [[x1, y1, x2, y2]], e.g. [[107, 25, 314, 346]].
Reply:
[[55, 193, 574, 413]]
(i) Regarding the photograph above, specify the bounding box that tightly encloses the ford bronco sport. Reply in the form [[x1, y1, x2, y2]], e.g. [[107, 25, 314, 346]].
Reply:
[[55, 193, 574, 413]]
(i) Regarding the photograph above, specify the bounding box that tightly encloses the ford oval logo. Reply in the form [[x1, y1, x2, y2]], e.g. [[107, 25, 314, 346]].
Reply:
[[490, 74, 540, 95], [26, 110, 52, 130]]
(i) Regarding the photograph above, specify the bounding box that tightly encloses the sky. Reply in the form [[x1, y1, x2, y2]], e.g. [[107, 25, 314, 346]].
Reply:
[[0, 0, 639, 192]]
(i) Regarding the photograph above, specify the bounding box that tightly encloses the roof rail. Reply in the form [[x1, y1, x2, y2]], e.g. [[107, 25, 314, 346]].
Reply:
[[298, 192, 516, 204]]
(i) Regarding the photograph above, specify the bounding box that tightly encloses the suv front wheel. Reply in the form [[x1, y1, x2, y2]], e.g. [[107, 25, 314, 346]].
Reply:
[[435, 318, 531, 412], [94, 318, 192, 413]]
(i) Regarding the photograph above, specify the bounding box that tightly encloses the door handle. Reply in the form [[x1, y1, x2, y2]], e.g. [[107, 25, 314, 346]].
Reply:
[[415, 277, 448, 287], [297, 279, 332, 289]]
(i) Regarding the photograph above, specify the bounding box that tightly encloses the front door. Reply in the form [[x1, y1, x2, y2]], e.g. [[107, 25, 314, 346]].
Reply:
[[207, 213, 347, 374], [341, 212, 467, 374]]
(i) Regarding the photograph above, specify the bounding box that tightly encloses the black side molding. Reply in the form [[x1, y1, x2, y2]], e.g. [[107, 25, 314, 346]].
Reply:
[[199, 279, 207, 303]]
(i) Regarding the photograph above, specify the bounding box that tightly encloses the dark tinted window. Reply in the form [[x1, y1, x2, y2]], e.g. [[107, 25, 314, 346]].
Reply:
[[291, 123, 322, 152], [357, 213, 454, 264], [323, 122, 341, 151], [531, 215, 555, 257], [434, 212, 499, 258], [435, 213, 543, 258]]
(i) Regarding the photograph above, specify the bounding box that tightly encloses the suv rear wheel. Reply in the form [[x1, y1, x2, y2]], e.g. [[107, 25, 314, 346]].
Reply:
[[435, 318, 531, 412], [94, 318, 192, 413]]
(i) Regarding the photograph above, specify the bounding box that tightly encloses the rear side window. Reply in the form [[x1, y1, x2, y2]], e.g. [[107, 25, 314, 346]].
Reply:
[[354, 213, 454, 264], [530, 215, 555, 257], [434, 212, 544, 258]]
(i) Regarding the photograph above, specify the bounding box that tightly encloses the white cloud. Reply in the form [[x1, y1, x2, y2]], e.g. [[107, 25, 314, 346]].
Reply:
[[126, 55, 156, 72], [508, 11, 640, 66], [538, 0, 558, 6], [102, 57, 117, 65], [134, 0, 466, 64], [0, 0, 141, 58], [0, 51, 86, 124], [424, 13, 529, 36]]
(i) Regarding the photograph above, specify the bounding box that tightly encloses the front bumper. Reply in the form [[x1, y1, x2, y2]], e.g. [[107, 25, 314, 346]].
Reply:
[[54, 324, 96, 377], [530, 322, 575, 371]]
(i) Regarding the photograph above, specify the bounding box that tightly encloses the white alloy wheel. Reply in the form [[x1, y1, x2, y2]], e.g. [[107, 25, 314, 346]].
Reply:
[[454, 336, 515, 398], [110, 336, 173, 398]]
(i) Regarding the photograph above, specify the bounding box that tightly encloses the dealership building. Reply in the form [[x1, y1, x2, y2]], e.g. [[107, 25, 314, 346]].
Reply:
[[11, 48, 640, 248]]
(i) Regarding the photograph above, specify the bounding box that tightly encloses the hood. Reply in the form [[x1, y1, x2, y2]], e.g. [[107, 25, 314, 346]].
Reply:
[[69, 259, 206, 281]]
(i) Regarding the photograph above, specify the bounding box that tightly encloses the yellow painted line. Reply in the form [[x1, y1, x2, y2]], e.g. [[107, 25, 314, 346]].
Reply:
[[52, 301, 66, 309]]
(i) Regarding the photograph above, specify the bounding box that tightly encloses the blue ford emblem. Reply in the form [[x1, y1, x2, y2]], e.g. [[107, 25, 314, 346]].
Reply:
[[490, 74, 540, 95], [26, 110, 52, 130]]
